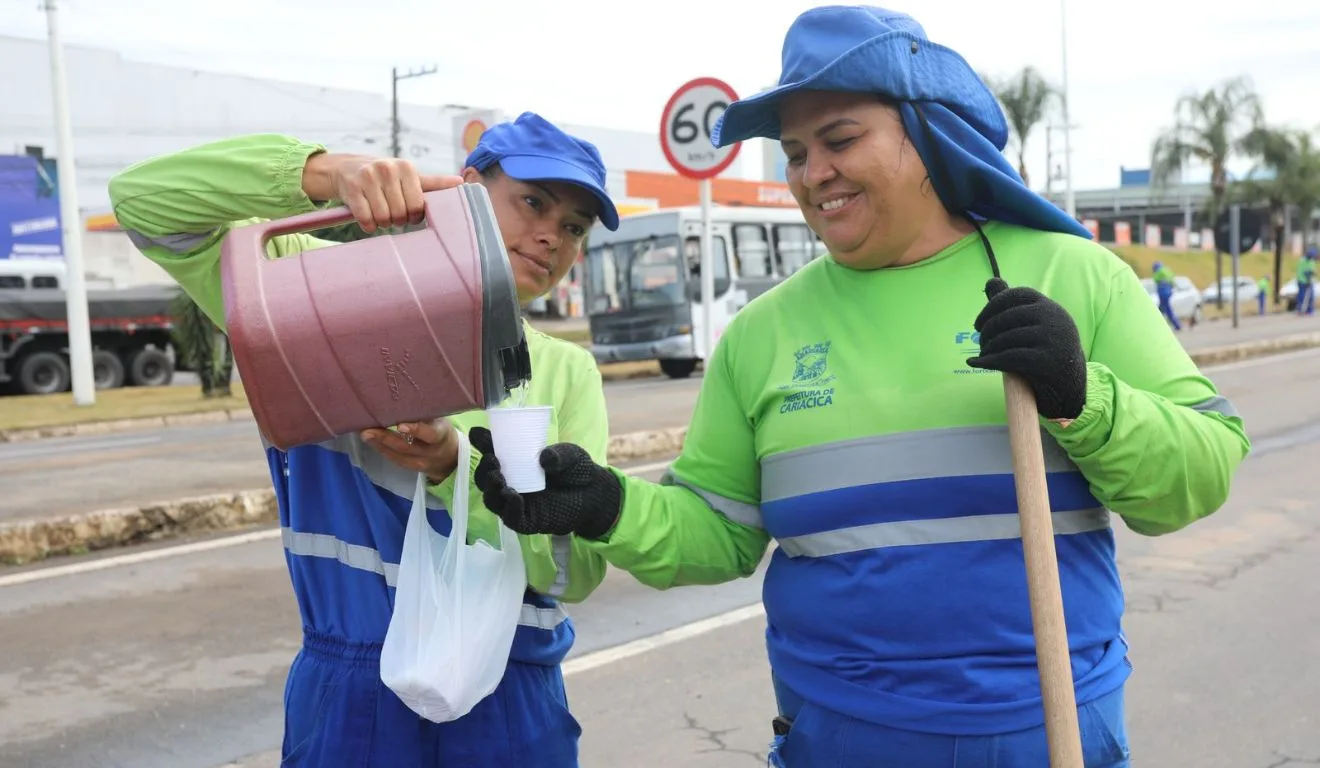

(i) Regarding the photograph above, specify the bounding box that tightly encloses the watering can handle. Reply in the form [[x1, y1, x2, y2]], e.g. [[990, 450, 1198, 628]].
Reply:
[[238, 205, 363, 255]]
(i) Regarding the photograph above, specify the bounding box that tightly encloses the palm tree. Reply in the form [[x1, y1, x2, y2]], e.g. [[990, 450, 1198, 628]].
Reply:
[[1290, 132, 1320, 253], [985, 67, 1058, 186], [1237, 125, 1299, 304], [1150, 76, 1263, 307]]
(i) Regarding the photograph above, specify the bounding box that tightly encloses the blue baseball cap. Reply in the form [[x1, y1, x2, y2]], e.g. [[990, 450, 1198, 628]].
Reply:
[[464, 112, 619, 231], [712, 6, 1091, 240]]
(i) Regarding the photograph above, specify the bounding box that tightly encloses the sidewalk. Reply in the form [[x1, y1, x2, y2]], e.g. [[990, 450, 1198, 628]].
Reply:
[[1179, 312, 1318, 352]]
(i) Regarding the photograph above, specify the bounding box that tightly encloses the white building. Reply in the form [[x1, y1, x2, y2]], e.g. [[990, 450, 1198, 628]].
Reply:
[[1, 34, 676, 210], [1, 33, 677, 295]]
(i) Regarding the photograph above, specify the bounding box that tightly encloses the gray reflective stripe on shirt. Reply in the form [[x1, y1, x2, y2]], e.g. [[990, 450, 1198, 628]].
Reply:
[[281, 527, 568, 630], [547, 536, 573, 598], [776, 507, 1111, 559], [1188, 395, 1239, 420], [761, 425, 1076, 503], [124, 228, 218, 255], [661, 469, 763, 529]]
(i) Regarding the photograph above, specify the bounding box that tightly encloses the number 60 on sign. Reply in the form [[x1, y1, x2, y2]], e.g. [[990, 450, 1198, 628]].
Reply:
[[659, 77, 742, 180]]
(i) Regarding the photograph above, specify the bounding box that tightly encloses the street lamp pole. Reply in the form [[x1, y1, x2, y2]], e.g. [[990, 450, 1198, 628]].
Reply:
[[45, 0, 95, 405], [1060, 0, 1076, 219]]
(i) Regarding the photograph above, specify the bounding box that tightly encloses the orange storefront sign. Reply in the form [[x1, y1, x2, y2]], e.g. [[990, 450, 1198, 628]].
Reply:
[[625, 170, 797, 209]]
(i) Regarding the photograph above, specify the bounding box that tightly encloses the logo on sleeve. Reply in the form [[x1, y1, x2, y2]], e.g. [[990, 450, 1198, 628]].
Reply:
[[777, 341, 836, 414]]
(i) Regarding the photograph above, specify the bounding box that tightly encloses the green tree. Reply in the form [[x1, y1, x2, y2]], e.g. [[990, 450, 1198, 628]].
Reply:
[[1150, 76, 1263, 307], [170, 288, 232, 398], [984, 67, 1058, 187]]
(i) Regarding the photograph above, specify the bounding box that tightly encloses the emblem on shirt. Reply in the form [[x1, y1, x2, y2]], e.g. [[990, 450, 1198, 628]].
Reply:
[[778, 341, 836, 414]]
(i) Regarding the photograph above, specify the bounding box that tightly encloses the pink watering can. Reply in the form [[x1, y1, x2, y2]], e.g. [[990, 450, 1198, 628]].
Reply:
[[220, 184, 530, 451]]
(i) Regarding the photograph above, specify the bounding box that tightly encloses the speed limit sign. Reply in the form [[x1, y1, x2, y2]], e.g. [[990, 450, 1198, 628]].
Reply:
[[659, 77, 742, 180]]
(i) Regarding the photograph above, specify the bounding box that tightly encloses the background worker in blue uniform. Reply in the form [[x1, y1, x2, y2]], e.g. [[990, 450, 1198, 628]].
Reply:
[[108, 113, 620, 767], [1297, 247, 1316, 316], [1152, 261, 1181, 330], [464, 7, 1249, 768]]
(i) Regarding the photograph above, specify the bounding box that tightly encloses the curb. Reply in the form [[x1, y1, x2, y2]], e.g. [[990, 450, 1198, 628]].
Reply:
[[0, 426, 687, 566], [0, 407, 255, 444], [1184, 331, 1320, 367]]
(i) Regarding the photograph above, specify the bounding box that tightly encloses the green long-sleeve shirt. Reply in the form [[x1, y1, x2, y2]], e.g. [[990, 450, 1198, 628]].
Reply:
[[587, 223, 1248, 587], [108, 134, 609, 604], [583, 222, 1250, 733]]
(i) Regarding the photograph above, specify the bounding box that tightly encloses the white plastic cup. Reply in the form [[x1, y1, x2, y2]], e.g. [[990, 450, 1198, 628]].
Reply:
[[486, 405, 554, 493]]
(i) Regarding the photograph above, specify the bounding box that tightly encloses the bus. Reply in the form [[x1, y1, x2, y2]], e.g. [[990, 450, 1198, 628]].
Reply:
[[583, 205, 826, 379]]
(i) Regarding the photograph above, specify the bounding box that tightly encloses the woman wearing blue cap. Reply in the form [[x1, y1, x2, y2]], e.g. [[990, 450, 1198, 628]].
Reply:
[[109, 112, 620, 766], [470, 7, 1252, 766]]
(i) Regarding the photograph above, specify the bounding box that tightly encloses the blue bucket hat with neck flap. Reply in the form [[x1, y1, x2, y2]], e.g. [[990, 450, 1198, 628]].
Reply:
[[712, 5, 1091, 241]]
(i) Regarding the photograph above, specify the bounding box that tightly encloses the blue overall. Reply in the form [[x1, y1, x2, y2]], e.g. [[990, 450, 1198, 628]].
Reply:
[[1156, 281, 1181, 330], [767, 676, 1131, 768], [267, 436, 580, 767]]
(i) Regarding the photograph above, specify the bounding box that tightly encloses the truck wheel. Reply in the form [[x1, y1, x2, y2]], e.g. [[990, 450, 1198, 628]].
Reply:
[[127, 348, 173, 387], [18, 352, 71, 395], [93, 350, 126, 389], [659, 358, 699, 379]]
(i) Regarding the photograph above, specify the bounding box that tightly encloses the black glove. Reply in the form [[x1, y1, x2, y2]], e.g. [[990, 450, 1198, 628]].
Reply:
[[469, 426, 622, 540], [967, 277, 1087, 420]]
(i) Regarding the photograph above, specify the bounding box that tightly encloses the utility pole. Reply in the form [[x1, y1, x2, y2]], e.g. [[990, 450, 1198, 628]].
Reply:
[[391, 65, 438, 158], [1059, 0, 1075, 220], [45, 0, 95, 405]]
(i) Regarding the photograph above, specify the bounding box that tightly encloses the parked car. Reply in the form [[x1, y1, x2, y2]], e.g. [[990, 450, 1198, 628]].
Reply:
[[1279, 279, 1306, 311], [1201, 276, 1260, 305], [1141, 276, 1204, 325]]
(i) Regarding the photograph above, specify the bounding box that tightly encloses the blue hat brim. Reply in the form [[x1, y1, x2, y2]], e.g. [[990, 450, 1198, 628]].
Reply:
[[712, 31, 1005, 150], [499, 154, 620, 231]]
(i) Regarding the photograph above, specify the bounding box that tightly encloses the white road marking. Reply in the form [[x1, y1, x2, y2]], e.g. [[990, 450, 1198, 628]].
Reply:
[[562, 603, 766, 678], [0, 529, 282, 588], [0, 434, 162, 460]]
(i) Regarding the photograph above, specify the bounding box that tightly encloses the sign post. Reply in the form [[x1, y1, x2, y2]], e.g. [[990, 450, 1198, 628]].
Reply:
[[1215, 205, 1260, 329], [659, 77, 741, 362]]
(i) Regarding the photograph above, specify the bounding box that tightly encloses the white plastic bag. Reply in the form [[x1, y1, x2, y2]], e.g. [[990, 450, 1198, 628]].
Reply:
[[380, 430, 527, 723]]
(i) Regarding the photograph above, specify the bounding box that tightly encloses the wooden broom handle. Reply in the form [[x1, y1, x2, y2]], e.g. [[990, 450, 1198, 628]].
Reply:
[[1003, 372, 1084, 767]]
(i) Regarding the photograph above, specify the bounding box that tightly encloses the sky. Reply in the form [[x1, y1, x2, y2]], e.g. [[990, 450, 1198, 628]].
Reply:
[[4, 0, 1319, 192]]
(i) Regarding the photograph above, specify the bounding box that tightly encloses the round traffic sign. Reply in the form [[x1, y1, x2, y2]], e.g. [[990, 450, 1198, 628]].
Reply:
[[659, 77, 742, 180]]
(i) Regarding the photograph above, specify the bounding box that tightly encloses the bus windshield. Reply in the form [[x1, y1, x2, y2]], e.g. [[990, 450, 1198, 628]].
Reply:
[[585, 235, 685, 313]]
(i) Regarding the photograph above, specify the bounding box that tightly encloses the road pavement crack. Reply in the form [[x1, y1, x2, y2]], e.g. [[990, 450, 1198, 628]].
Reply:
[[682, 712, 767, 764], [1263, 752, 1320, 767]]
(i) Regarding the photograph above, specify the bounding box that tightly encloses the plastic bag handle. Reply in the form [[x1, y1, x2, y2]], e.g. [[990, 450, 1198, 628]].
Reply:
[[447, 430, 472, 568]]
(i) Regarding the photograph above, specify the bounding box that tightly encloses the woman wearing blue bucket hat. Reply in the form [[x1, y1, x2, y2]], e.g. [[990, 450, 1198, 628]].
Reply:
[[468, 6, 1250, 766]]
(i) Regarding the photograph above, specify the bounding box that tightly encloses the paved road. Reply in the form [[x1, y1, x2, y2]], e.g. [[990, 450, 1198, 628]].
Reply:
[[2, 349, 1319, 767], [4, 312, 1314, 527], [0, 374, 703, 524]]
